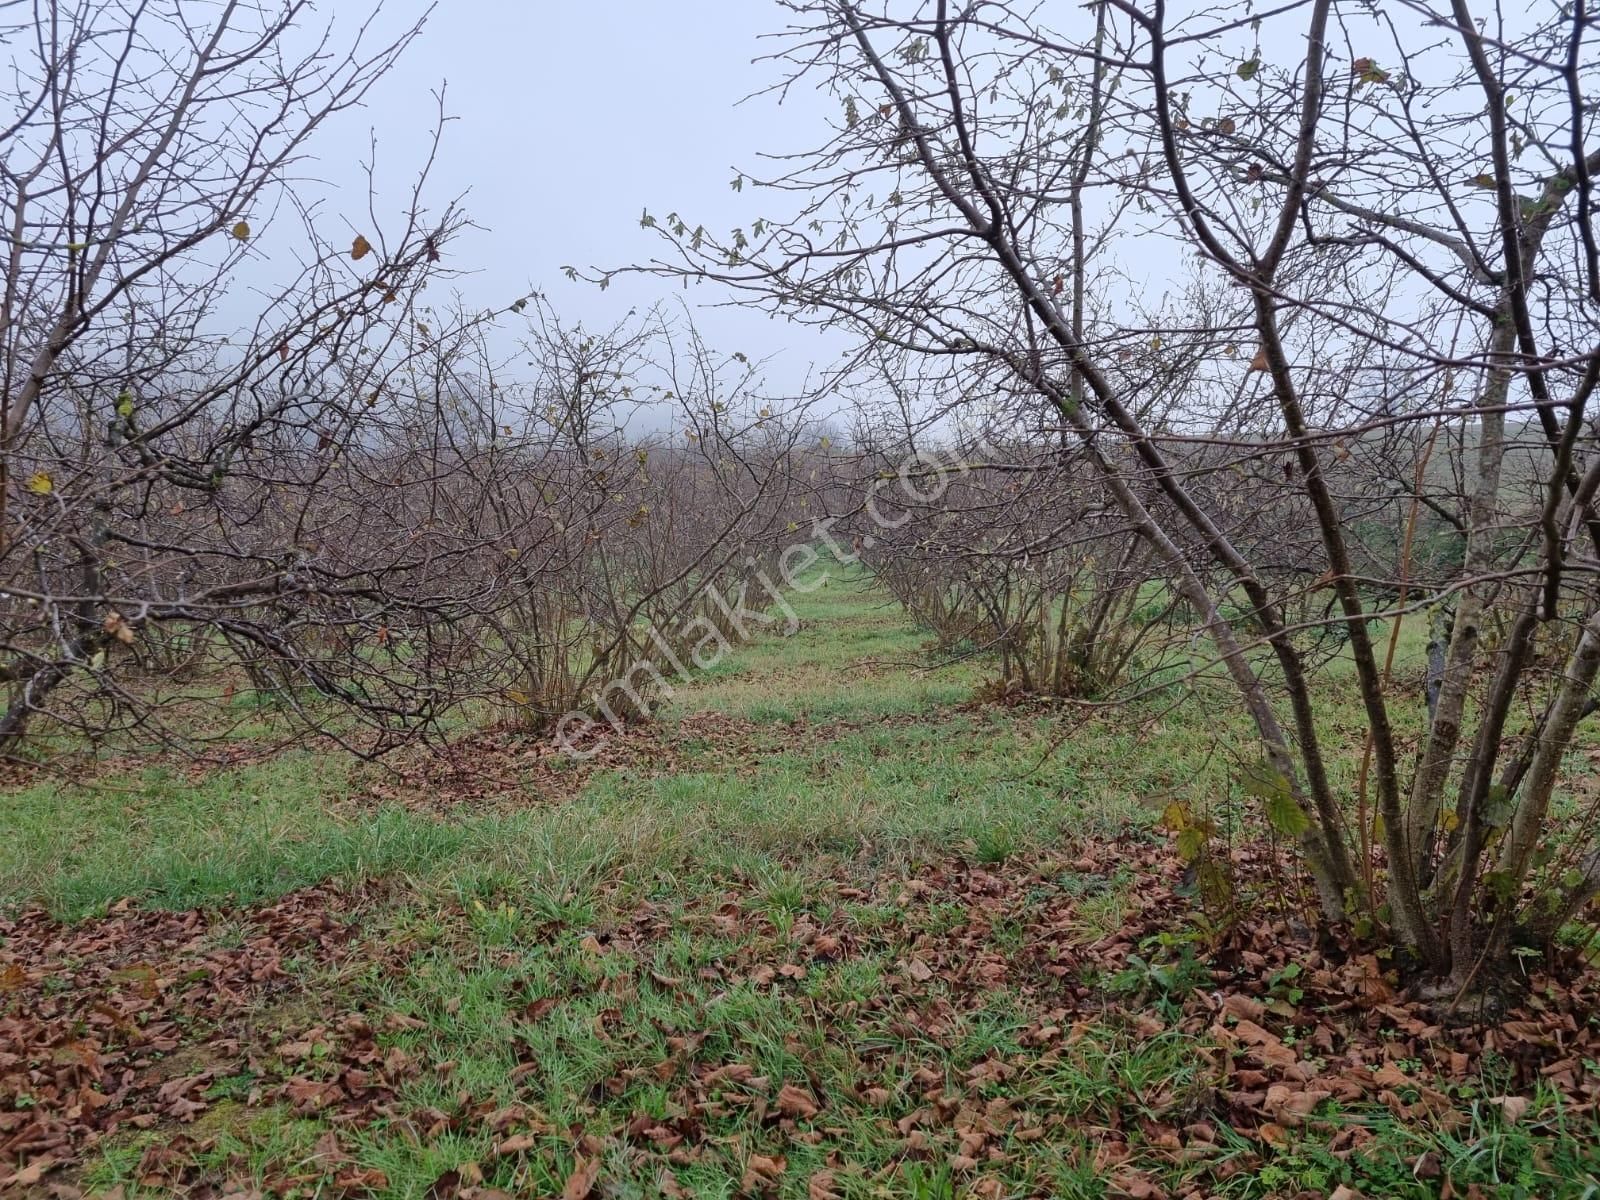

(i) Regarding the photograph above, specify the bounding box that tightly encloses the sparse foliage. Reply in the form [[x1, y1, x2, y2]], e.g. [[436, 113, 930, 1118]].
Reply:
[[632, 0, 1600, 993]]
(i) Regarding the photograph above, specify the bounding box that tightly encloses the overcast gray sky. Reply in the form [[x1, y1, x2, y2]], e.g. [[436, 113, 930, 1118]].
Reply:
[[333, 1, 840, 392]]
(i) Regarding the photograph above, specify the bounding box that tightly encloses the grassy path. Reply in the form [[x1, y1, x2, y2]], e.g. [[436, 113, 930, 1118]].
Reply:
[[0, 567, 1167, 921]]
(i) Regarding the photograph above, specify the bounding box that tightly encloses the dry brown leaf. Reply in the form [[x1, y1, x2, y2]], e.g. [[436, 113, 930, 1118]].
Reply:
[[777, 1083, 820, 1119], [1109, 1168, 1166, 1199], [1488, 1095, 1531, 1124], [1265, 1084, 1332, 1126], [1222, 993, 1265, 1023], [1256, 1121, 1289, 1146], [1371, 1063, 1413, 1090], [2, 1155, 58, 1188], [704, 1063, 755, 1087], [742, 1153, 786, 1190], [561, 1155, 601, 1200], [493, 1133, 536, 1156]]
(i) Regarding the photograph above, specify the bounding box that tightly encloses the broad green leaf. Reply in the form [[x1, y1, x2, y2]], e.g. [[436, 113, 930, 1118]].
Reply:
[[1483, 784, 1514, 829], [1176, 825, 1208, 864], [1482, 870, 1518, 903], [1239, 758, 1290, 801], [1240, 759, 1310, 836], [1265, 791, 1311, 838]]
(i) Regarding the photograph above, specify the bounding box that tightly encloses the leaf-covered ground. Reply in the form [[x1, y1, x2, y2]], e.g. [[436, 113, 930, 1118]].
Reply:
[[4, 570, 1600, 1198]]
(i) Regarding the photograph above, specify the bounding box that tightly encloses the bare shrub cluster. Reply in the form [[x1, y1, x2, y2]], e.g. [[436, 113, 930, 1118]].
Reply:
[[854, 438, 1177, 699], [0, 2, 811, 760]]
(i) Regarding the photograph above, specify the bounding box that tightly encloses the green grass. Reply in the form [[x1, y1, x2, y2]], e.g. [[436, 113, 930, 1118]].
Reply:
[[75, 895, 1600, 1198], [11, 559, 1600, 1199], [0, 755, 467, 920], [72, 876, 1234, 1198], [665, 569, 982, 723], [0, 569, 1172, 923]]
